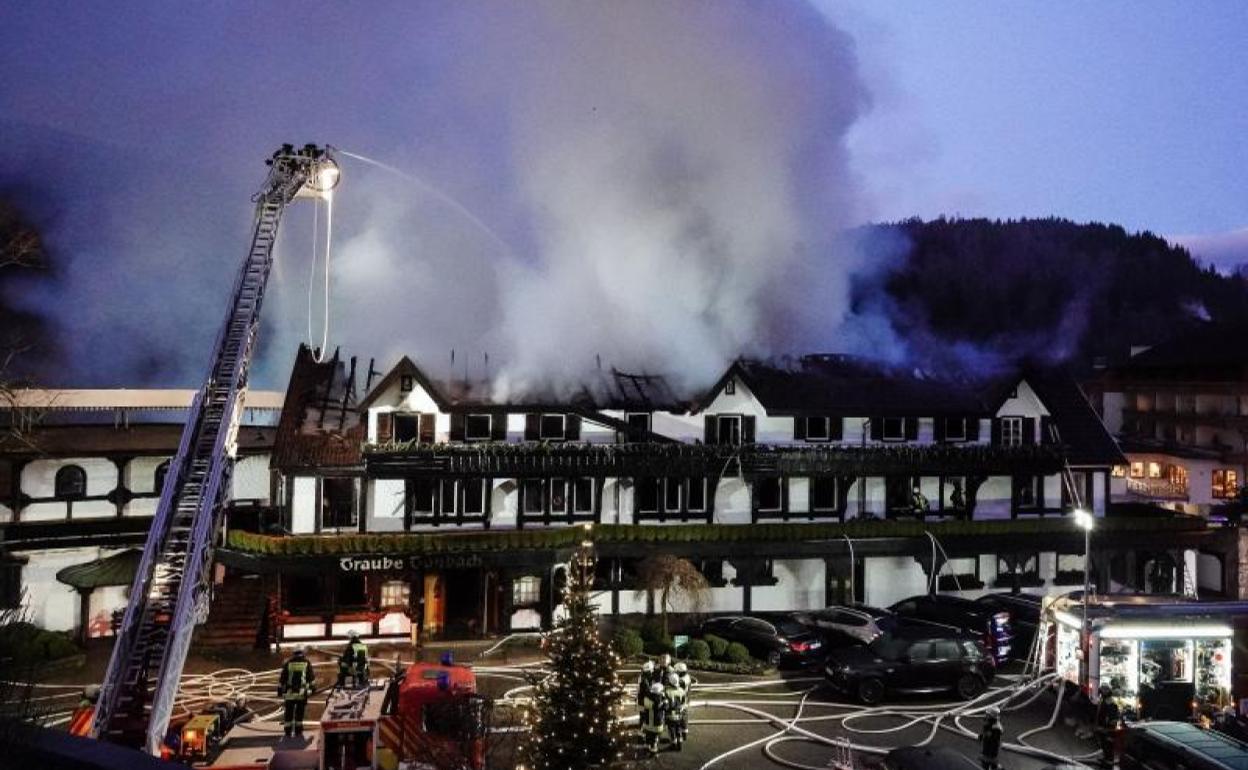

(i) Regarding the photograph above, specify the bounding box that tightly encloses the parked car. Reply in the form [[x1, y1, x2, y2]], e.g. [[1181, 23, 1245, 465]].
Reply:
[[824, 626, 995, 704], [791, 604, 898, 645], [698, 614, 825, 667], [889, 594, 1013, 663], [974, 592, 1042, 660], [1120, 720, 1248, 770]]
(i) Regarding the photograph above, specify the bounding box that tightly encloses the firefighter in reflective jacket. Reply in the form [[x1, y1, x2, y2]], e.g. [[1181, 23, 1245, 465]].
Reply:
[[278, 647, 315, 737], [664, 672, 688, 751], [640, 681, 667, 755], [336, 630, 369, 689], [1095, 683, 1121, 768]]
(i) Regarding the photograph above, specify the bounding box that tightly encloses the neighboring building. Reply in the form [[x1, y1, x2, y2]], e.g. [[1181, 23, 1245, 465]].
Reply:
[[213, 346, 1219, 647], [0, 388, 281, 638], [1091, 323, 1248, 516]]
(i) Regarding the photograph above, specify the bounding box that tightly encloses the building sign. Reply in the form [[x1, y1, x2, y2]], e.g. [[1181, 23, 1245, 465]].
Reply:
[[338, 554, 484, 572]]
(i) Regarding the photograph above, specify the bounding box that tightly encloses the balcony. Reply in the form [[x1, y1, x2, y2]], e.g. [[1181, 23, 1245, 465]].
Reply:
[[363, 440, 1065, 479]]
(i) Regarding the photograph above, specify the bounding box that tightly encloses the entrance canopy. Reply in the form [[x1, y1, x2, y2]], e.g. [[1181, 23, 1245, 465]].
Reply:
[[56, 549, 142, 590]]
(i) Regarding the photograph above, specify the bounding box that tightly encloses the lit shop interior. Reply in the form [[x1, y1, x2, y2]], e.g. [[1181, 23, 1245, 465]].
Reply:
[[1048, 599, 1234, 720]]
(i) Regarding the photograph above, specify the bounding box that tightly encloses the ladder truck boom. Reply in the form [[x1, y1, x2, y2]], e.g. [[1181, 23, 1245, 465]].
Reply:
[[92, 144, 340, 755]]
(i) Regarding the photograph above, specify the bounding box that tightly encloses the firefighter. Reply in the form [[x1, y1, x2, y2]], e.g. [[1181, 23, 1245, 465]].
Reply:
[[336, 630, 370, 689], [664, 671, 688, 751], [979, 706, 1003, 770], [278, 646, 315, 738], [674, 661, 692, 694], [640, 681, 667, 755], [911, 484, 930, 515], [637, 660, 656, 705], [1095, 683, 1121, 768], [658, 653, 673, 684]]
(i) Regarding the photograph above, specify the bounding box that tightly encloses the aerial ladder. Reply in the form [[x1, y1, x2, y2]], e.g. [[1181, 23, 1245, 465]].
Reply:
[[91, 144, 341, 754]]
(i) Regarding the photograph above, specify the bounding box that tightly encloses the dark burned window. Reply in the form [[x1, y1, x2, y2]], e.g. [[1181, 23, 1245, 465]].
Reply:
[[724, 379, 736, 395], [943, 417, 967, 442], [626, 413, 651, 439], [394, 413, 420, 442], [409, 479, 436, 514], [463, 478, 486, 515], [687, 479, 707, 512], [0, 562, 21, 609], [881, 417, 905, 442], [550, 479, 568, 513], [465, 414, 492, 441], [55, 465, 87, 499], [811, 478, 837, 512], [756, 477, 782, 512], [573, 478, 593, 513], [287, 575, 325, 613], [638, 478, 659, 513], [1014, 475, 1042, 510], [440, 480, 458, 515], [885, 476, 915, 513], [337, 573, 367, 607], [0, 461, 11, 501], [717, 415, 742, 446], [805, 417, 831, 441], [539, 415, 566, 440], [400, 375, 415, 393], [522, 479, 544, 514], [321, 477, 358, 529], [663, 478, 682, 512]]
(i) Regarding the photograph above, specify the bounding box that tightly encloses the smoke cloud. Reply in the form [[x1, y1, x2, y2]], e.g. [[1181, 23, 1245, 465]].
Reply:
[[0, 2, 875, 395]]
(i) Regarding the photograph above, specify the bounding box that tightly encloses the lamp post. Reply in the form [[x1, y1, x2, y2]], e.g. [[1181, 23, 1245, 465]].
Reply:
[[1073, 509, 1095, 688]]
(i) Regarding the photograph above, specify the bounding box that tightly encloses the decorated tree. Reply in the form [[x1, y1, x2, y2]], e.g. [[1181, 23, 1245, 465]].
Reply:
[[517, 541, 627, 770]]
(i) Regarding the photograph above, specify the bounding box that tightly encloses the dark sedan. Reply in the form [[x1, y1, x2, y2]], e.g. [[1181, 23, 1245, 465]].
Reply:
[[698, 614, 826, 667], [824, 626, 995, 704]]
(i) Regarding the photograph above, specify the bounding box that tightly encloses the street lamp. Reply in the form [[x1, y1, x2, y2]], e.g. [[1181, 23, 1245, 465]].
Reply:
[[1073, 509, 1095, 689]]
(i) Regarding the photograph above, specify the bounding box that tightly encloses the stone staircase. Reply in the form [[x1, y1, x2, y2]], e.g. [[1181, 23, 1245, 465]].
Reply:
[[192, 574, 271, 650]]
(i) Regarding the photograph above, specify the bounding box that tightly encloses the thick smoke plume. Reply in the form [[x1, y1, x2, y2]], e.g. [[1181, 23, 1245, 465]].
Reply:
[[0, 2, 873, 394]]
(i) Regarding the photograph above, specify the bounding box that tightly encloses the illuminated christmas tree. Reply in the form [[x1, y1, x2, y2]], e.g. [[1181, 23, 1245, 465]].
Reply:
[[517, 539, 627, 770]]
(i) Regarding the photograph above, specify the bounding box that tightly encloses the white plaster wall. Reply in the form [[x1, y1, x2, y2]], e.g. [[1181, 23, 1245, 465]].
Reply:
[[232, 453, 271, 503], [1183, 549, 1199, 596], [789, 477, 810, 514], [864, 556, 928, 609], [1090, 471, 1106, 514], [21, 458, 117, 521], [1044, 475, 1062, 507], [995, 380, 1051, 420], [367, 479, 405, 532], [650, 411, 702, 443], [20, 547, 124, 632], [1198, 553, 1223, 592], [712, 479, 750, 524], [126, 456, 168, 495], [752, 559, 825, 611], [976, 477, 1013, 518], [291, 476, 317, 534], [492, 480, 517, 529], [919, 476, 940, 507], [863, 477, 886, 514], [87, 585, 128, 638], [601, 479, 627, 525], [1101, 391, 1125, 434], [0, 503, 10, 523], [617, 590, 649, 615]]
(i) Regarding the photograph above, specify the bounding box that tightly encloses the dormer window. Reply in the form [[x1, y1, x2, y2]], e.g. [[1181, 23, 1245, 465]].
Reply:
[[1000, 417, 1023, 447], [400, 374, 414, 393], [464, 414, 492, 441], [724, 379, 736, 395], [540, 414, 566, 440]]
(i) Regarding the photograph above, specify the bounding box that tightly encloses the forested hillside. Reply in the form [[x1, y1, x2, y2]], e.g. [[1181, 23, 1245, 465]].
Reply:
[[855, 217, 1248, 374]]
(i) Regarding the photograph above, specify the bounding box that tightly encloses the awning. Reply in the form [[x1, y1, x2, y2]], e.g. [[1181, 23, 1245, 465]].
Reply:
[[55, 549, 142, 590]]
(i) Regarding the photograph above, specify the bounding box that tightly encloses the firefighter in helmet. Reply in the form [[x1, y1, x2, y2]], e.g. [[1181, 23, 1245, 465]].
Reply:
[[1095, 682, 1121, 768], [278, 646, 315, 737], [978, 705, 1003, 769], [336, 630, 369, 689], [664, 671, 688, 751], [640, 681, 667, 755]]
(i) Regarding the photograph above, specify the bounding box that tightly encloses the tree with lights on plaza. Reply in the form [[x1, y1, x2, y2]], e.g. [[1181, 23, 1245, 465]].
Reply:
[[517, 539, 627, 770]]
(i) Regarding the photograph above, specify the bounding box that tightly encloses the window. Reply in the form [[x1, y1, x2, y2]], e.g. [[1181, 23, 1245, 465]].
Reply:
[[811, 478, 837, 512], [394, 413, 420, 442], [663, 478, 682, 512], [626, 413, 651, 439], [549, 479, 568, 514], [1130, 461, 1145, 479], [1147, 462, 1162, 479], [882, 417, 905, 441], [943, 417, 967, 442], [907, 642, 931, 662], [931, 640, 961, 660], [756, 477, 782, 512], [717, 415, 742, 446], [522, 479, 545, 514], [687, 479, 707, 512], [380, 580, 410, 608], [1014, 475, 1042, 510], [724, 379, 736, 395], [54, 465, 87, 499], [0, 563, 21, 610], [337, 573, 367, 607], [885, 476, 914, 513], [400, 374, 415, 393], [572, 478, 594, 513], [439, 480, 458, 515], [154, 459, 171, 494], [512, 576, 541, 605], [321, 477, 358, 529], [1000, 417, 1023, 447], [409, 479, 436, 514], [539, 414, 566, 440], [805, 417, 830, 441], [637, 478, 659, 513], [0, 461, 11, 501], [464, 414, 492, 441], [1213, 469, 1240, 499], [286, 575, 325, 613], [1111, 465, 1127, 478], [463, 478, 486, 515]]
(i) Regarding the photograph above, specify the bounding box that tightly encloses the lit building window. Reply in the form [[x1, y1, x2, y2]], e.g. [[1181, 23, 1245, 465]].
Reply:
[[1147, 462, 1162, 479], [1130, 462, 1145, 479], [380, 580, 410, 608], [1213, 469, 1240, 499], [1111, 465, 1127, 478], [512, 576, 541, 605]]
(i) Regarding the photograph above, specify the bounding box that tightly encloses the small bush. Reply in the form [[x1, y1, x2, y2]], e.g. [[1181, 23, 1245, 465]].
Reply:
[[613, 628, 644, 658], [639, 618, 665, 643], [685, 639, 711, 662], [704, 633, 729, 659], [724, 642, 751, 665]]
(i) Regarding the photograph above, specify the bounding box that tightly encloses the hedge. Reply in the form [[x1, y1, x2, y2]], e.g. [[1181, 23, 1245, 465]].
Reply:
[[226, 515, 1204, 556]]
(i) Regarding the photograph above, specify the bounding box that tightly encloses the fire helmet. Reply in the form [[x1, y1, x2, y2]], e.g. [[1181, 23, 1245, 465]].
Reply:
[[642, 660, 655, 673], [674, 662, 688, 674], [650, 682, 665, 695]]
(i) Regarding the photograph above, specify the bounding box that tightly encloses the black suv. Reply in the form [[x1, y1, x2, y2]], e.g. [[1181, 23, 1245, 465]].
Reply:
[[824, 626, 995, 704], [890, 594, 1013, 663]]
